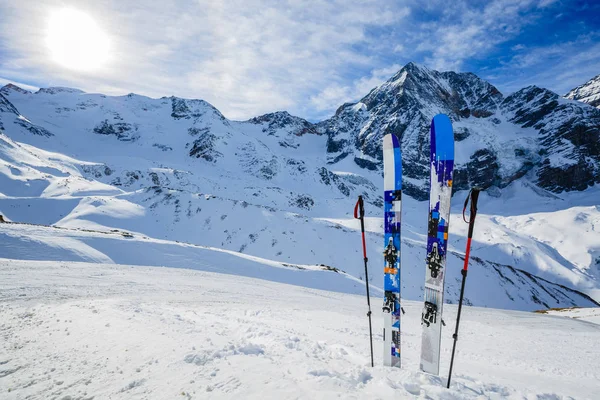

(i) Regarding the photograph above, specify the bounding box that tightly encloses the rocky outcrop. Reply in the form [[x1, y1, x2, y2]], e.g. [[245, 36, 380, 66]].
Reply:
[[565, 73, 600, 108], [503, 86, 600, 192], [248, 111, 319, 137]]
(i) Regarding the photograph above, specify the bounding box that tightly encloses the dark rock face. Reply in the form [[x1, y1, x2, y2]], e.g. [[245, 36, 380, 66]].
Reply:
[[503, 86, 600, 192], [0, 94, 20, 115], [291, 194, 314, 210], [93, 120, 138, 141], [453, 149, 500, 192], [35, 87, 85, 95], [171, 98, 192, 119], [502, 86, 559, 127], [171, 97, 228, 123], [353, 157, 378, 171], [248, 111, 319, 137], [189, 134, 222, 162], [0, 84, 31, 96], [318, 167, 350, 197], [14, 119, 54, 137]]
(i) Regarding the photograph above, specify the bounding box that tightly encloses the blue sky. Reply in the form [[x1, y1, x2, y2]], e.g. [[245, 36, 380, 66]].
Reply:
[[0, 0, 599, 121]]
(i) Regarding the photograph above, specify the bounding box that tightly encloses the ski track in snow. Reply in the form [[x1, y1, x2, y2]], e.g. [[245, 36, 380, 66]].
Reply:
[[1, 260, 599, 399]]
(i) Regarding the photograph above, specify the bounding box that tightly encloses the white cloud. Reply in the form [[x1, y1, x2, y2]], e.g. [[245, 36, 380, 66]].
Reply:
[[538, 0, 559, 8], [482, 32, 600, 96], [0, 0, 597, 121], [0, 0, 410, 120], [309, 64, 402, 118], [0, 77, 39, 92], [409, 0, 541, 71]]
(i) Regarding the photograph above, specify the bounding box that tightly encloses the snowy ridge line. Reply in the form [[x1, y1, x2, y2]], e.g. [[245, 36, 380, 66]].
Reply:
[[0, 219, 327, 271], [0, 219, 137, 236], [486, 260, 600, 308], [539, 306, 600, 325], [449, 251, 600, 308], [0, 219, 385, 294]]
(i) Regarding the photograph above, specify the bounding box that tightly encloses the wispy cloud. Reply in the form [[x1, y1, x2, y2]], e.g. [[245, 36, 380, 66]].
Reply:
[[0, 77, 39, 92], [309, 64, 402, 118], [483, 31, 600, 94], [0, 0, 409, 119], [407, 0, 542, 71], [0, 0, 598, 120]]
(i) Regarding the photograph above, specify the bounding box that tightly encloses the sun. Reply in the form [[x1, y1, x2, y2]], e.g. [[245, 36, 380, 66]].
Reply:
[[46, 8, 110, 71]]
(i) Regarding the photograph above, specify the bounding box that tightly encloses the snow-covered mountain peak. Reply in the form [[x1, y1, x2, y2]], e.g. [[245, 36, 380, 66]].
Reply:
[[36, 86, 86, 95], [359, 62, 502, 119], [318, 62, 599, 200], [169, 96, 228, 122], [248, 111, 319, 137], [565, 73, 600, 108], [0, 83, 31, 96]]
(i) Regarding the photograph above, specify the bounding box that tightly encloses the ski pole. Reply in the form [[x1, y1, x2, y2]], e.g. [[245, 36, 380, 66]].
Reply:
[[354, 195, 374, 367], [447, 188, 481, 389]]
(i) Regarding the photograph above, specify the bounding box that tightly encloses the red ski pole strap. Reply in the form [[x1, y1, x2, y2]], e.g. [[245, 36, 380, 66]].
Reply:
[[354, 198, 360, 219]]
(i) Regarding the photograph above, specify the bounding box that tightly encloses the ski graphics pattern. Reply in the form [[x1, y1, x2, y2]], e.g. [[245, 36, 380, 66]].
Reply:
[[382, 133, 402, 368], [420, 114, 454, 375]]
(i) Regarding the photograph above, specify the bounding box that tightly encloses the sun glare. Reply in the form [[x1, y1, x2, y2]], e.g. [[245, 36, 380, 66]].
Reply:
[[46, 8, 110, 71]]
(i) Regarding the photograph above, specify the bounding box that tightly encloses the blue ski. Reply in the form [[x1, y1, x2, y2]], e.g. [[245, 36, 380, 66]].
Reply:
[[382, 133, 401, 367], [420, 114, 455, 375]]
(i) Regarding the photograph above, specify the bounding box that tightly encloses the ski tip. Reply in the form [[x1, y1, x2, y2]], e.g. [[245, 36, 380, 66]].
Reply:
[[431, 114, 454, 159], [383, 133, 400, 149], [432, 113, 452, 127]]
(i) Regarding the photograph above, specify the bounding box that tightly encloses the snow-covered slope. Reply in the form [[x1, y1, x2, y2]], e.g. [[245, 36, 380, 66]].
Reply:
[[1, 260, 599, 399], [0, 63, 599, 310], [1, 218, 597, 310], [565, 73, 600, 108]]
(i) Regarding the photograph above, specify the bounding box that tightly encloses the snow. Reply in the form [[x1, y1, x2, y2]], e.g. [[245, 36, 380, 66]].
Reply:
[[543, 306, 600, 325], [0, 79, 599, 308], [0, 74, 599, 398], [1, 259, 599, 399], [452, 116, 539, 177], [565, 74, 600, 108]]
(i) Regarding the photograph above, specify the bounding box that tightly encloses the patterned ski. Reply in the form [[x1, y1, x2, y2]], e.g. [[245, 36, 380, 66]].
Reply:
[[420, 114, 454, 375], [382, 133, 401, 368]]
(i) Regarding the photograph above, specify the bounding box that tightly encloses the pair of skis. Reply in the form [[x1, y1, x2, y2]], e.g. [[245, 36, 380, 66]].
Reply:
[[382, 114, 454, 373]]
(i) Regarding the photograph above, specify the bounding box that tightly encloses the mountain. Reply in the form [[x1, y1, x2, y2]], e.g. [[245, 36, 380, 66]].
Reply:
[[565, 73, 600, 108], [0, 62, 599, 311], [320, 63, 600, 200]]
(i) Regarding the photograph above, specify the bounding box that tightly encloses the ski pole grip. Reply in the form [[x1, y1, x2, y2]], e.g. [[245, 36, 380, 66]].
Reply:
[[357, 195, 365, 218], [467, 188, 481, 239]]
